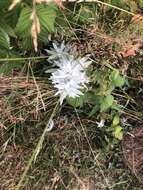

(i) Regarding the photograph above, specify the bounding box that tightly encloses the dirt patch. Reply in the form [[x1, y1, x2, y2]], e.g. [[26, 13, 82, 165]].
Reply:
[[0, 145, 31, 190], [122, 127, 143, 185]]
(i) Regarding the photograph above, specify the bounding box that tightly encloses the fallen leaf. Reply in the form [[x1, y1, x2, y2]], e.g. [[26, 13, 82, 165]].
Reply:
[[121, 49, 136, 57]]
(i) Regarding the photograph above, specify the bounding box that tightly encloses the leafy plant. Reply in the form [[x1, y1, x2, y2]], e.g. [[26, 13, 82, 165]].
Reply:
[[15, 3, 57, 49], [0, 1, 60, 74], [67, 65, 126, 140], [68, 67, 126, 112], [0, 28, 10, 55], [0, 1, 59, 55]]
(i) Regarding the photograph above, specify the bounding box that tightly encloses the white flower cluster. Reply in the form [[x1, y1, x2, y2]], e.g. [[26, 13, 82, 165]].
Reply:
[[46, 42, 91, 105]]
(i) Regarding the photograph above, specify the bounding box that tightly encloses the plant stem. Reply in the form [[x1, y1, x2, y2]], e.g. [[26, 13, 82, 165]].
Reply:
[[0, 56, 49, 62], [15, 101, 59, 190]]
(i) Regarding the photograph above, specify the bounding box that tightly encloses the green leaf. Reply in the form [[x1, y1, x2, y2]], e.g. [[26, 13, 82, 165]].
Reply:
[[112, 115, 120, 126], [67, 95, 85, 108], [0, 28, 10, 55], [37, 4, 56, 33], [4, 5, 21, 28], [0, 0, 11, 9], [15, 4, 57, 49], [85, 92, 101, 104], [114, 125, 123, 140], [15, 6, 32, 37], [0, 18, 17, 38], [15, 4, 56, 37], [0, 61, 23, 75], [20, 36, 33, 50], [89, 104, 100, 116], [110, 70, 125, 87], [100, 95, 114, 111]]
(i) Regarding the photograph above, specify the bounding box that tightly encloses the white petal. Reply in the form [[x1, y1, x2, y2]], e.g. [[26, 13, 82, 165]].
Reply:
[[59, 91, 67, 105]]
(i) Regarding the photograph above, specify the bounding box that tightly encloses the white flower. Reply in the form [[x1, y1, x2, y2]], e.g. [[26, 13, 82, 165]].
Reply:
[[96, 119, 105, 128], [50, 56, 91, 105], [46, 41, 70, 61]]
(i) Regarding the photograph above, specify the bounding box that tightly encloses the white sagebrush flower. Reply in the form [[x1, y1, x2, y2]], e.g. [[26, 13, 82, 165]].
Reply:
[[46, 41, 70, 61], [50, 56, 91, 105]]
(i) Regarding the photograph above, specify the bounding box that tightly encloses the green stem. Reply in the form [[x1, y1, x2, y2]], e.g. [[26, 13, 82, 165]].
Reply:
[[15, 101, 59, 190], [0, 56, 49, 62]]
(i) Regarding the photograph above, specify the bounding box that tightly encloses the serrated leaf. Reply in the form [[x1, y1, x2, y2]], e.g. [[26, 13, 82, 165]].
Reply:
[[0, 21, 16, 38], [15, 6, 32, 37], [37, 4, 56, 33], [15, 4, 57, 49], [15, 4, 56, 36], [0, 28, 10, 54], [114, 125, 123, 140], [4, 5, 21, 28], [100, 95, 114, 111]]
